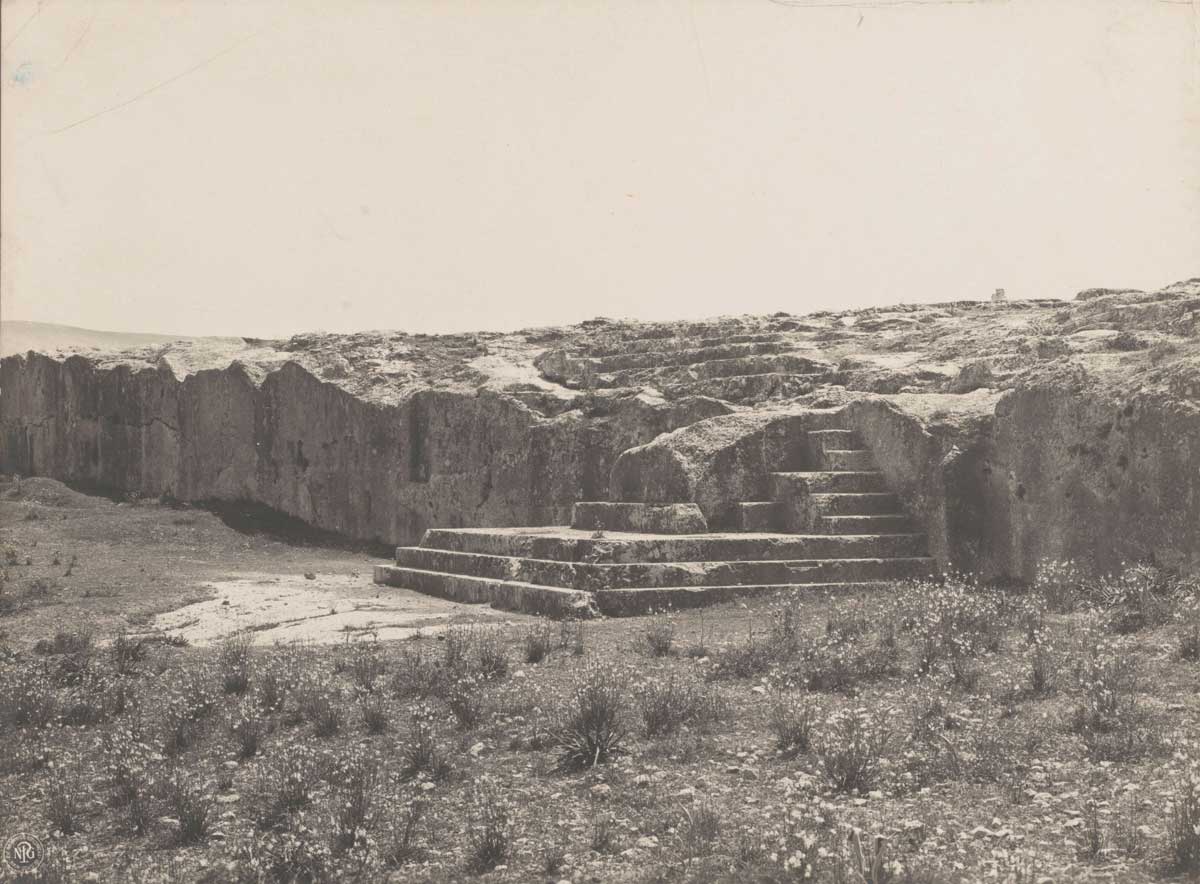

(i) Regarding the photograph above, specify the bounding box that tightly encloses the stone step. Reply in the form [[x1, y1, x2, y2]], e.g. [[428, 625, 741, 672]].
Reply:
[[808, 493, 901, 515], [419, 527, 928, 562], [771, 471, 888, 494], [806, 429, 860, 452], [599, 354, 830, 387], [588, 341, 794, 372], [818, 449, 875, 471], [571, 502, 707, 534], [732, 501, 780, 532], [394, 546, 936, 589], [659, 372, 824, 403], [819, 514, 914, 534], [594, 582, 896, 615], [373, 565, 597, 618], [583, 332, 788, 357]]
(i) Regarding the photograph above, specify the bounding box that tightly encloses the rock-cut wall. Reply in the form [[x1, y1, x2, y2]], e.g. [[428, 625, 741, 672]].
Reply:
[[0, 352, 720, 546]]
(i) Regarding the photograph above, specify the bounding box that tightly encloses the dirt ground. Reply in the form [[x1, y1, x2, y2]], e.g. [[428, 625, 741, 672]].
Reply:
[[0, 476, 531, 648], [1, 477, 1199, 883]]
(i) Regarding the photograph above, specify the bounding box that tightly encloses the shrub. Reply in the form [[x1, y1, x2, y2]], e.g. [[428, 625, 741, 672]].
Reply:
[[707, 638, 775, 681], [679, 801, 721, 860], [448, 679, 488, 731], [1, 663, 58, 729], [1033, 560, 1087, 613], [1181, 619, 1200, 662], [1168, 765, 1200, 876], [165, 771, 212, 845], [590, 813, 619, 854], [522, 624, 555, 664], [347, 640, 386, 693], [230, 706, 265, 758], [768, 692, 817, 758], [474, 629, 509, 680], [256, 653, 297, 711], [111, 634, 149, 676], [361, 694, 389, 734], [896, 579, 1005, 673], [391, 643, 445, 699], [815, 708, 890, 793], [1098, 562, 1184, 634], [642, 618, 676, 657], [1027, 640, 1061, 697], [218, 631, 254, 695], [639, 674, 728, 738], [45, 765, 84, 835], [559, 620, 586, 656], [1070, 644, 1159, 761], [253, 745, 317, 829], [332, 753, 378, 852], [466, 779, 512, 874], [381, 794, 427, 867], [296, 682, 343, 738], [400, 715, 452, 781], [553, 661, 626, 771]]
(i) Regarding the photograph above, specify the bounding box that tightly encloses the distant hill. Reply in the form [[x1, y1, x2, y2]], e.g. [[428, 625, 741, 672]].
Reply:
[[0, 321, 192, 358]]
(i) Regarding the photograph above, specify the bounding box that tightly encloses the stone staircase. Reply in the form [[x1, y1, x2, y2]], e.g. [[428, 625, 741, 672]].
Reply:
[[374, 426, 936, 616], [534, 328, 839, 405]]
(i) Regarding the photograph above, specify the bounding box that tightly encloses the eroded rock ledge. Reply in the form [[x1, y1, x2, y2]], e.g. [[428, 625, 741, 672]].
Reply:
[[2, 278, 1197, 580]]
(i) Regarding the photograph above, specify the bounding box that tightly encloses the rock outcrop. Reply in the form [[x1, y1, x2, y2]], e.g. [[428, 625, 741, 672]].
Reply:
[[2, 278, 1197, 582]]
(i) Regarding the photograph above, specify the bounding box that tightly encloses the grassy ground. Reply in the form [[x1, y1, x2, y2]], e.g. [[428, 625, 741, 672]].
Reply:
[[1, 482, 1199, 882]]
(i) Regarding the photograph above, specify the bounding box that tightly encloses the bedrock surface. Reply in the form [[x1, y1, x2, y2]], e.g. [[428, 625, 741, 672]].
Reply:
[[2, 277, 1197, 578]]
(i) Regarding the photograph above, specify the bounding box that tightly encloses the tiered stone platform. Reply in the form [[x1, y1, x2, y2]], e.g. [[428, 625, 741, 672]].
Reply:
[[534, 329, 840, 404], [375, 424, 936, 616]]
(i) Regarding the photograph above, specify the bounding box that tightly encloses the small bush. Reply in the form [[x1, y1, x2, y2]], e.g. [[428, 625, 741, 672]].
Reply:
[[642, 619, 676, 657], [1033, 560, 1087, 613], [361, 694, 389, 734], [347, 640, 386, 693], [590, 813, 619, 854], [111, 634, 149, 676], [165, 771, 212, 845], [522, 624, 555, 664], [639, 674, 729, 738], [1168, 767, 1200, 876], [768, 692, 817, 758], [45, 766, 84, 835], [553, 661, 626, 771], [448, 679, 487, 731], [297, 683, 343, 738], [218, 631, 253, 695], [679, 801, 721, 860], [1181, 619, 1200, 662], [400, 715, 452, 781], [230, 706, 265, 758], [1098, 562, 1184, 634], [815, 708, 890, 793], [253, 745, 316, 829], [466, 779, 512, 874], [1, 664, 58, 729], [707, 638, 775, 681], [1027, 641, 1061, 697], [382, 795, 427, 867], [474, 629, 509, 680], [332, 753, 378, 853], [559, 621, 586, 656], [391, 644, 445, 699]]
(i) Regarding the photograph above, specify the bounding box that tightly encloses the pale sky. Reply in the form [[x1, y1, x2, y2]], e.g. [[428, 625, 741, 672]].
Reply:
[[1, 0, 1197, 338]]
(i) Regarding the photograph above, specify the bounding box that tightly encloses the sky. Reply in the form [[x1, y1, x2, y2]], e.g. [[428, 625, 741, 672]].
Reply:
[[1, 0, 1197, 338]]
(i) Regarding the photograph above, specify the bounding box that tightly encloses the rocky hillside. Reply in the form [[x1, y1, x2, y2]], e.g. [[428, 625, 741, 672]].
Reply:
[[2, 279, 1197, 580]]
